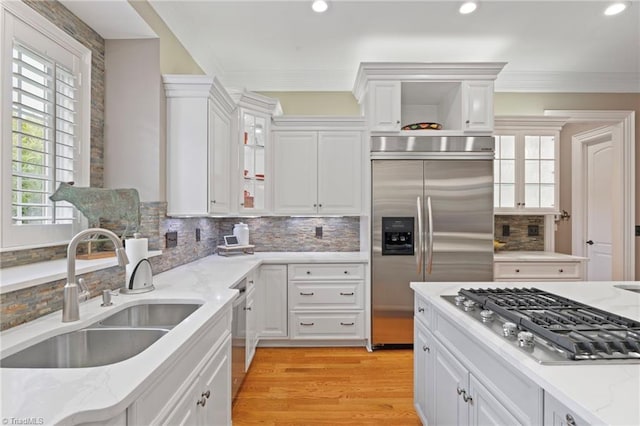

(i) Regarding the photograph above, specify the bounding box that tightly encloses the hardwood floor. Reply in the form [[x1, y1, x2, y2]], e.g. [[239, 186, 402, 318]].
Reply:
[[232, 347, 421, 425]]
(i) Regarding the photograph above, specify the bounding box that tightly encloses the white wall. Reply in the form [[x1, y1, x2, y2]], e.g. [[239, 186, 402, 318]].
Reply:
[[104, 38, 163, 202]]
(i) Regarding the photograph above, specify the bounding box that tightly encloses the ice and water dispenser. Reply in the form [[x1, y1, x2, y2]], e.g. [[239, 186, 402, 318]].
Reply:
[[381, 217, 414, 255]]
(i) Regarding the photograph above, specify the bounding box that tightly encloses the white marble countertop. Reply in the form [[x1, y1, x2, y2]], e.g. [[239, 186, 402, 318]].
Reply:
[[410, 281, 640, 426], [494, 251, 588, 262], [0, 252, 368, 425]]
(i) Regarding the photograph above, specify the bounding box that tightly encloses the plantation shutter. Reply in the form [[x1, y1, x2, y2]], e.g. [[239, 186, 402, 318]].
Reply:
[[11, 42, 76, 225]]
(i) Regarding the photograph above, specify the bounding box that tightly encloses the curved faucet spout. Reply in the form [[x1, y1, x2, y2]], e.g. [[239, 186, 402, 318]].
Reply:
[[63, 228, 129, 322]]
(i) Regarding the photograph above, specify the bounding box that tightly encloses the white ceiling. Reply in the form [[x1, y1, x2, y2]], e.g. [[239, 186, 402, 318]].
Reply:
[[60, 0, 156, 39], [66, 0, 640, 93]]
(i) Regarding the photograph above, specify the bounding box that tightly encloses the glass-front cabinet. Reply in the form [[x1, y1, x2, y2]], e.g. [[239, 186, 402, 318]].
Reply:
[[493, 117, 567, 214], [241, 111, 267, 211], [230, 89, 281, 214]]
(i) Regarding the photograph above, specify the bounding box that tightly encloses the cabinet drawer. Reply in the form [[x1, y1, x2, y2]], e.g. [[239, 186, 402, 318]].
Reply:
[[494, 261, 581, 280], [288, 263, 364, 280], [289, 281, 364, 310], [414, 294, 433, 329], [290, 312, 364, 339]]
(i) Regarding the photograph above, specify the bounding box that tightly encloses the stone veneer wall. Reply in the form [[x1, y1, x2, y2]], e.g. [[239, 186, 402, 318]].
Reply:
[[494, 215, 545, 251], [215, 217, 360, 252]]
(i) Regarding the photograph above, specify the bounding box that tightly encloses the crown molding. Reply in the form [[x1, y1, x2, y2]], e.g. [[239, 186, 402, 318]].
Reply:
[[162, 74, 235, 114], [495, 71, 640, 93], [228, 88, 283, 116], [352, 62, 507, 102], [495, 115, 569, 130]]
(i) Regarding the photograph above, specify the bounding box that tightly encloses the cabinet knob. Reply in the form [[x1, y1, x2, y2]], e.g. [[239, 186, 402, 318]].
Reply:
[[240, 202, 245, 206], [456, 386, 464, 396], [515, 269, 520, 273], [566, 414, 576, 426], [418, 307, 425, 313], [318, 203, 322, 208], [559, 269, 564, 273], [463, 393, 473, 404], [306, 271, 311, 275], [196, 397, 207, 407], [202, 390, 211, 399], [422, 345, 430, 352], [313, 203, 317, 207], [465, 120, 470, 124], [244, 306, 252, 311], [344, 270, 348, 274], [211, 200, 216, 204], [396, 120, 400, 124]]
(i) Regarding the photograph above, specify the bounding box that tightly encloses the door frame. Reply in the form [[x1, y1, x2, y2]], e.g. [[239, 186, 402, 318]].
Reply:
[[545, 110, 635, 280]]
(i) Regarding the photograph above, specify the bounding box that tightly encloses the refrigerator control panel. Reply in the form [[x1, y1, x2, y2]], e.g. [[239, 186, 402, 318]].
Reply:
[[382, 217, 414, 255]]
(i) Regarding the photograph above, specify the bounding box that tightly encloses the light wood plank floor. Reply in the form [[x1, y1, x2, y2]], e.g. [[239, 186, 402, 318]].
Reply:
[[232, 347, 421, 425]]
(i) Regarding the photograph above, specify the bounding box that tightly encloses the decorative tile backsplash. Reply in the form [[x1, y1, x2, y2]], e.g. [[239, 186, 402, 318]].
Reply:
[[0, 206, 361, 330], [494, 215, 545, 251]]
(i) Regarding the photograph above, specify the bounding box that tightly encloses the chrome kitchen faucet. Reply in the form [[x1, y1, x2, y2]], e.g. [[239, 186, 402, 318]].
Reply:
[[63, 228, 129, 322]]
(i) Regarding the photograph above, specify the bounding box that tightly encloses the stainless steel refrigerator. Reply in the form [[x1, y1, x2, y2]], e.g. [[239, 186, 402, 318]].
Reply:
[[371, 136, 494, 348]]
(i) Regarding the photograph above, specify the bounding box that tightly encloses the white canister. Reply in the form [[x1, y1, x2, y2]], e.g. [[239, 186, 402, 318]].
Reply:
[[233, 222, 250, 246]]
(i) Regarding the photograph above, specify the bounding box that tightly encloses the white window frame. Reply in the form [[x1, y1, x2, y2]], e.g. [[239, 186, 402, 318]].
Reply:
[[1, 1, 91, 250], [494, 116, 567, 215]]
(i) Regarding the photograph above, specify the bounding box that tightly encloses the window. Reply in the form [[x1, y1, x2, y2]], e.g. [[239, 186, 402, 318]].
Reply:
[[1, 2, 91, 249], [494, 117, 565, 214]]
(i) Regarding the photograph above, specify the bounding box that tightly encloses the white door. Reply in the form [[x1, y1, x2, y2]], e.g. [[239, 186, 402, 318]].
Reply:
[[434, 342, 469, 425], [272, 132, 318, 214], [370, 81, 401, 131], [317, 131, 362, 215], [585, 138, 613, 280]]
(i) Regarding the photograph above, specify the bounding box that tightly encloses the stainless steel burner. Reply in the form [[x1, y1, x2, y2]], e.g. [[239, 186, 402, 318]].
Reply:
[[442, 287, 640, 365]]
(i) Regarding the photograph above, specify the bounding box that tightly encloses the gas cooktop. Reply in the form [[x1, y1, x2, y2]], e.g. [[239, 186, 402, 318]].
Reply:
[[442, 287, 640, 365]]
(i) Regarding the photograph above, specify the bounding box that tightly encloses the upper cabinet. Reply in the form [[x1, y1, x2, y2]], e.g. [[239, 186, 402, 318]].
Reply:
[[164, 75, 236, 216], [272, 117, 365, 215], [353, 63, 505, 134], [229, 90, 282, 215], [493, 116, 568, 214]]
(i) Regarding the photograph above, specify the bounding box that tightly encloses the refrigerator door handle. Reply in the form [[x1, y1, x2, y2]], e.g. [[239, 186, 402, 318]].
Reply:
[[426, 196, 434, 274], [416, 196, 423, 274]]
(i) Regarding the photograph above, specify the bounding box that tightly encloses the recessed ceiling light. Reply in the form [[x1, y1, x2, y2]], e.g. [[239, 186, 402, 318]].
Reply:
[[459, 1, 478, 14], [604, 1, 629, 15], [312, 0, 329, 13]]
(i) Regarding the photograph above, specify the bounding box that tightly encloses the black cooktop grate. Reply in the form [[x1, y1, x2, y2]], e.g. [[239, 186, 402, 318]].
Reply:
[[459, 288, 640, 359]]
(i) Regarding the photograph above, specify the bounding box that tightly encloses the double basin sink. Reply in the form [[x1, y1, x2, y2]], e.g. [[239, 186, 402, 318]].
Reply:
[[0, 303, 201, 369]]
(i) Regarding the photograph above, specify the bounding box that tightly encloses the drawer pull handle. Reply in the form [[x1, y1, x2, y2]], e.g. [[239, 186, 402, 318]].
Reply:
[[300, 292, 314, 296], [418, 307, 425, 313], [244, 306, 252, 311], [340, 292, 354, 296], [202, 390, 210, 399], [566, 414, 576, 426], [300, 322, 314, 326], [422, 345, 430, 352], [196, 397, 207, 407], [340, 322, 355, 326], [463, 393, 473, 404], [456, 386, 464, 396]]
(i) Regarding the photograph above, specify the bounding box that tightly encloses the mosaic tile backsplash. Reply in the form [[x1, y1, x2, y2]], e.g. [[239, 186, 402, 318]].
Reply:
[[0, 205, 360, 330], [494, 215, 545, 251]]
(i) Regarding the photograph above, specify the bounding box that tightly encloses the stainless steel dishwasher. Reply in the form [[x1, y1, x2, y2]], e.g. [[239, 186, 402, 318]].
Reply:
[[231, 278, 247, 400]]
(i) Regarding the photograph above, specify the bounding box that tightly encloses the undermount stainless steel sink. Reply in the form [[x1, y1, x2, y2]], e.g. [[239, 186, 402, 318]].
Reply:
[[96, 303, 202, 328], [0, 328, 168, 368], [614, 284, 640, 294]]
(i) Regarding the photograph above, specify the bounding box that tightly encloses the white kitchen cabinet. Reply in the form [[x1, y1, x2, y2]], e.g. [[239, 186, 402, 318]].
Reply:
[[413, 294, 542, 426], [494, 260, 583, 281], [128, 309, 232, 425], [256, 265, 288, 339], [229, 89, 282, 215], [353, 63, 505, 134], [368, 81, 401, 131], [544, 392, 589, 426], [163, 75, 235, 216], [414, 318, 435, 426], [288, 263, 366, 340], [494, 117, 567, 213], [272, 128, 363, 215]]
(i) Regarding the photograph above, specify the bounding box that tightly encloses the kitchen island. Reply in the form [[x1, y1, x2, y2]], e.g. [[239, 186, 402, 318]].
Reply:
[[411, 281, 640, 425], [0, 252, 367, 425]]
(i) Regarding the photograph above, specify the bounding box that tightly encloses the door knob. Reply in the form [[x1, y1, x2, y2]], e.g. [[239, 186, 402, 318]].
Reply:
[[586, 240, 594, 245]]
